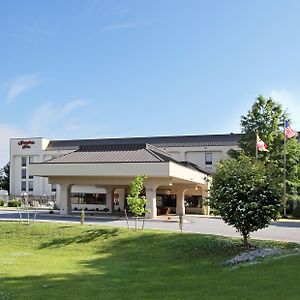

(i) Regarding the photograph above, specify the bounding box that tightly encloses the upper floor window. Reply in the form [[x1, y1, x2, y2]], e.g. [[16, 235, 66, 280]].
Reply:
[[29, 156, 34, 164], [21, 157, 27, 167], [21, 181, 26, 191], [28, 181, 34, 192], [205, 153, 212, 165], [21, 169, 26, 179]]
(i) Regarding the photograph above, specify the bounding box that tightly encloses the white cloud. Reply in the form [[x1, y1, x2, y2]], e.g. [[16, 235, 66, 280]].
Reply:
[[62, 99, 88, 114], [269, 90, 300, 129], [28, 102, 57, 137], [6, 74, 43, 103], [100, 23, 136, 32], [28, 99, 90, 138], [0, 124, 23, 167]]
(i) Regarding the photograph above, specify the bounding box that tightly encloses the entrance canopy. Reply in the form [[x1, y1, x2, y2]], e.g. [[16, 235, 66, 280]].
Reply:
[[30, 143, 211, 218]]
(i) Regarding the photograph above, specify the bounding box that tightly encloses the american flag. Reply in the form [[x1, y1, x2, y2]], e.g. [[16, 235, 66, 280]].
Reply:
[[284, 121, 298, 139]]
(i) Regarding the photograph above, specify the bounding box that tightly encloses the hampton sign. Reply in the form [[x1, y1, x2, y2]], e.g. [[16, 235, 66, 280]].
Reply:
[[18, 140, 35, 149]]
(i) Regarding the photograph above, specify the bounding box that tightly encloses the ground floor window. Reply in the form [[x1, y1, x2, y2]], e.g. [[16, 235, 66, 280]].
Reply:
[[71, 193, 106, 205], [184, 195, 203, 207], [156, 194, 176, 207]]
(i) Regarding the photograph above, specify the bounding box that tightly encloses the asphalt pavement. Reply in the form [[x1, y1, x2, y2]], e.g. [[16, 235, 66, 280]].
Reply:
[[0, 209, 299, 244]]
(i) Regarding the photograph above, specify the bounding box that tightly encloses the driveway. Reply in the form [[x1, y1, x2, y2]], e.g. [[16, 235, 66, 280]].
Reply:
[[0, 209, 299, 244]]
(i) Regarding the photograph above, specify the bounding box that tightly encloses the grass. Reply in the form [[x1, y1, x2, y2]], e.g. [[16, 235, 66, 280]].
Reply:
[[0, 222, 299, 300]]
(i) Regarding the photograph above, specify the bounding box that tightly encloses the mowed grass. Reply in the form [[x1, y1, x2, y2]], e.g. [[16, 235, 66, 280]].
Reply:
[[0, 222, 299, 300]]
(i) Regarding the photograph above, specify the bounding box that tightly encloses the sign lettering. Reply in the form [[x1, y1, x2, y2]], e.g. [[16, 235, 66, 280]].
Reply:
[[18, 140, 35, 149]]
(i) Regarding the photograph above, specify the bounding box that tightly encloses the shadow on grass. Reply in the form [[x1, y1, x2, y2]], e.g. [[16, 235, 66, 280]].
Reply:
[[39, 228, 119, 249]]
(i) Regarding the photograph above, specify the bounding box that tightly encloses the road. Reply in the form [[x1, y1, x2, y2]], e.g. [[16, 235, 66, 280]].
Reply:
[[0, 209, 300, 243]]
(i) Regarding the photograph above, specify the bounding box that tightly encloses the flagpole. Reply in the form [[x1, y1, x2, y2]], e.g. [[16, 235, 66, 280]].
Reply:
[[255, 131, 258, 160], [283, 120, 287, 217]]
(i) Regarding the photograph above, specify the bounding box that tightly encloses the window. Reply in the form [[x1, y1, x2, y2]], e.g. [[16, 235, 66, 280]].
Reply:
[[28, 181, 33, 192], [29, 156, 34, 164], [21, 181, 26, 191], [70, 193, 106, 205], [51, 184, 57, 192], [29, 174, 34, 179], [21, 169, 26, 179], [185, 195, 203, 207], [205, 153, 212, 165], [21, 157, 27, 167]]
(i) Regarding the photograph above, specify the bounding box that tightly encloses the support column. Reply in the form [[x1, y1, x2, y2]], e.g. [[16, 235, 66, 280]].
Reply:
[[175, 189, 186, 216], [145, 185, 157, 219], [117, 189, 125, 211], [202, 183, 210, 215], [59, 183, 72, 215], [105, 186, 115, 213]]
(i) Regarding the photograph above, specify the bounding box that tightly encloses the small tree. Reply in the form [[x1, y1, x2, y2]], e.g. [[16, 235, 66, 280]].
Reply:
[[126, 175, 149, 230], [210, 155, 281, 246]]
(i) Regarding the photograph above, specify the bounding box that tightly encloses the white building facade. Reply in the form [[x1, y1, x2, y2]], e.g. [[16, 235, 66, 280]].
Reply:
[[10, 134, 241, 217]]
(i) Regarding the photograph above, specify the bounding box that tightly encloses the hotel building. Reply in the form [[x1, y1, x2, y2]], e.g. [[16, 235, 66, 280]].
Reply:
[[10, 134, 240, 218]]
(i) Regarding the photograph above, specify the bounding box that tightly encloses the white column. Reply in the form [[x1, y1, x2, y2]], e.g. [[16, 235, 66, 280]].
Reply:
[[145, 185, 157, 219], [202, 182, 210, 215], [117, 189, 125, 211], [59, 183, 72, 215], [105, 186, 114, 213], [176, 189, 186, 216]]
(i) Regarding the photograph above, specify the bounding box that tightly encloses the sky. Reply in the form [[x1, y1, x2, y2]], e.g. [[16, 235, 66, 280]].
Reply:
[[1, 0, 300, 167]]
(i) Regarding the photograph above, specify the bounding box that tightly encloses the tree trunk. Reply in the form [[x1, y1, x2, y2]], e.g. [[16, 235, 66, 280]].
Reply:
[[242, 232, 249, 247], [135, 216, 137, 231]]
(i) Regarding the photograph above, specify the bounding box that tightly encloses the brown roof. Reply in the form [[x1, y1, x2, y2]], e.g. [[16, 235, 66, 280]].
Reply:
[[45, 133, 242, 151], [46, 143, 176, 164], [43, 143, 212, 175]]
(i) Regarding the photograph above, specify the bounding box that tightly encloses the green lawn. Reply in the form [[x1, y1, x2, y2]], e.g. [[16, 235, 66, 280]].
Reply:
[[0, 222, 299, 300]]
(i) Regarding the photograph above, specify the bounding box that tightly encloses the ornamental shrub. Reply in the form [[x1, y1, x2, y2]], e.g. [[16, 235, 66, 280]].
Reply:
[[0, 199, 4, 206], [7, 200, 21, 207], [210, 155, 281, 246]]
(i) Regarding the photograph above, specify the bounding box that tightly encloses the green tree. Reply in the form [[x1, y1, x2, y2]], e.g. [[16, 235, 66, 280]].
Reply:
[[0, 163, 10, 192], [239, 95, 286, 160], [126, 175, 149, 230], [238, 95, 300, 211], [210, 155, 281, 246]]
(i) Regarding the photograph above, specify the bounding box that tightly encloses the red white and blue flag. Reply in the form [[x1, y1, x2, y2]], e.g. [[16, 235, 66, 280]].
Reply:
[[284, 121, 298, 139]]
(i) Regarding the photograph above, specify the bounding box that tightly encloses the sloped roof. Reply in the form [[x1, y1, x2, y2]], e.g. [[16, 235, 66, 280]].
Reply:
[[45, 133, 241, 151], [43, 143, 212, 175], [45, 143, 177, 164]]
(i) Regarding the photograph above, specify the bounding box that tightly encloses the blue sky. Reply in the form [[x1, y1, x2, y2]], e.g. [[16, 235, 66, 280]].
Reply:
[[1, 0, 300, 166]]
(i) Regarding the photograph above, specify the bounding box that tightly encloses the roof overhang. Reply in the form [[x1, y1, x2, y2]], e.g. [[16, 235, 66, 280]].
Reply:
[[29, 161, 209, 186]]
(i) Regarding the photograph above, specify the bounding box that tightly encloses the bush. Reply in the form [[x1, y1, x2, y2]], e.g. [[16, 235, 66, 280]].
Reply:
[[210, 155, 281, 245], [292, 206, 300, 219], [7, 200, 21, 207], [0, 199, 4, 206]]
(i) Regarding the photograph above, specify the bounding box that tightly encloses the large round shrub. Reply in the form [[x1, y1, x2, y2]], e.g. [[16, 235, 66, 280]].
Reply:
[[210, 155, 281, 245]]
